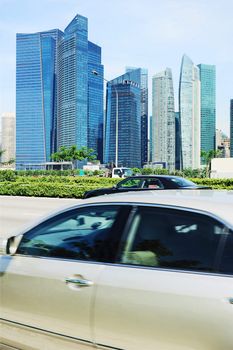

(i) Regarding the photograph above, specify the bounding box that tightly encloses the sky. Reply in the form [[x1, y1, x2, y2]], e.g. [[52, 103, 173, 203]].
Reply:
[[0, 0, 232, 135]]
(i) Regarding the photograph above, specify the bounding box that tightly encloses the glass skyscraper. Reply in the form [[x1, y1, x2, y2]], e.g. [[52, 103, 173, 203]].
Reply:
[[175, 112, 181, 170], [108, 67, 148, 166], [57, 15, 88, 151], [152, 68, 175, 171], [16, 30, 61, 168], [125, 67, 148, 165], [88, 42, 104, 162], [197, 64, 216, 154], [179, 54, 201, 170], [16, 14, 103, 169], [105, 80, 141, 168], [230, 100, 233, 158]]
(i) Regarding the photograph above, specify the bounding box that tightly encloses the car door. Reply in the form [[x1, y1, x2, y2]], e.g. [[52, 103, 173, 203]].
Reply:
[[1, 204, 130, 350], [94, 205, 233, 350]]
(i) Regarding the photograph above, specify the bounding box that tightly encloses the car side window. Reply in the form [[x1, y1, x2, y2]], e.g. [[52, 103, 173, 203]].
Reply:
[[142, 178, 164, 189], [17, 205, 121, 262], [120, 206, 226, 273], [219, 230, 233, 275], [118, 178, 143, 188]]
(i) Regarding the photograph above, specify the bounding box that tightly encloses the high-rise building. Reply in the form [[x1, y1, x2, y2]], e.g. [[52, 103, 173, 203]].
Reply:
[[16, 14, 104, 169], [1, 112, 15, 164], [152, 68, 175, 171], [108, 67, 148, 166], [149, 115, 152, 163], [230, 100, 233, 157], [125, 67, 148, 165], [105, 80, 141, 168], [175, 112, 181, 170], [197, 64, 216, 154], [179, 54, 201, 170], [57, 15, 88, 152], [88, 42, 104, 162], [16, 30, 61, 168]]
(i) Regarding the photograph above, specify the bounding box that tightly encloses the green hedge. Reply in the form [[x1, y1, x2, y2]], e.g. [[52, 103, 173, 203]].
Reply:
[[0, 177, 119, 198], [0, 182, 91, 198], [190, 178, 233, 189], [0, 172, 233, 198]]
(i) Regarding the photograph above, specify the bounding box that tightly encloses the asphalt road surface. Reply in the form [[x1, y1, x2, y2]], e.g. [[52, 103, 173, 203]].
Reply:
[[0, 196, 81, 240]]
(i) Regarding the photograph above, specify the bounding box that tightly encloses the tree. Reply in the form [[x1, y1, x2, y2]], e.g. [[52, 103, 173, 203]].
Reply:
[[201, 149, 222, 177], [51, 145, 96, 170]]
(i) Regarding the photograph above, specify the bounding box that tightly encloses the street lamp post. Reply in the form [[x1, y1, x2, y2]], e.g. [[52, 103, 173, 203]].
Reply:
[[92, 70, 118, 167]]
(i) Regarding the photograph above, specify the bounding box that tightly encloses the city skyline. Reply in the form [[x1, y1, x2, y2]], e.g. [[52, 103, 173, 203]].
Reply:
[[16, 14, 104, 168], [1, 0, 232, 135]]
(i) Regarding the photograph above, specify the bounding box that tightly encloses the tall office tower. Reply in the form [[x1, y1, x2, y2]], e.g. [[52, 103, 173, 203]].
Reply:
[[1, 113, 15, 164], [149, 115, 153, 163], [175, 112, 181, 170], [125, 67, 148, 166], [16, 29, 62, 169], [88, 41, 104, 162], [152, 68, 175, 171], [179, 54, 201, 170], [105, 80, 141, 168], [197, 64, 216, 154], [109, 67, 148, 166], [57, 15, 88, 153], [16, 14, 104, 169]]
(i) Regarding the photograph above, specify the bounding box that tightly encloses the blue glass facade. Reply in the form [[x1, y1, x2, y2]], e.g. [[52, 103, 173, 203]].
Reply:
[[16, 14, 104, 168], [57, 15, 88, 150], [197, 64, 216, 154], [16, 30, 61, 168], [105, 80, 141, 168], [88, 42, 104, 162], [110, 67, 148, 166]]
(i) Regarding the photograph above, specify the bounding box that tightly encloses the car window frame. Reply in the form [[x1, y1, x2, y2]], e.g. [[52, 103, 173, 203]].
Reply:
[[15, 203, 132, 264], [116, 203, 232, 276]]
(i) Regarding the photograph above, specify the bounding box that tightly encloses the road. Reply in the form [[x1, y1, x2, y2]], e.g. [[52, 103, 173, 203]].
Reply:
[[0, 196, 81, 240]]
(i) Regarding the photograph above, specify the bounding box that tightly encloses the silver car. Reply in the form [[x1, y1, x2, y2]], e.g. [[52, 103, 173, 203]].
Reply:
[[1, 190, 233, 350]]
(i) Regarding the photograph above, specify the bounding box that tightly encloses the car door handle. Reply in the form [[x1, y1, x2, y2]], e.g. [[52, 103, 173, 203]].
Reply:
[[65, 277, 93, 287]]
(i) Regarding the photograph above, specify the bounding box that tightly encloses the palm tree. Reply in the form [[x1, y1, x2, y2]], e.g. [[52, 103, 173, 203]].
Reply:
[[201, 149, 222, 177]]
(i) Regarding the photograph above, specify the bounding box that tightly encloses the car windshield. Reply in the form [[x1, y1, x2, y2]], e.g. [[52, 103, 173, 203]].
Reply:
[[170, 177, 197, 187]]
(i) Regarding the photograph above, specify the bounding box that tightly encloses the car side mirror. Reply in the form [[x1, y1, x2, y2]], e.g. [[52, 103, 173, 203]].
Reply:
[[0, 234, 23, 255]]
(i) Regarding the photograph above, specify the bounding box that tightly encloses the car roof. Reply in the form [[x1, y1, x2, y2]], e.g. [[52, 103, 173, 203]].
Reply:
[[82, 190, 233, 227], [124, 175, 189, 179]]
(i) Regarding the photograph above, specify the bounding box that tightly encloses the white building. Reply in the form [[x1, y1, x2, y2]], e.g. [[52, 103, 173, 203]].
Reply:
[[152, 68, 175, 171], [1, 112, 15, 165], [179, 55, 201, 170]]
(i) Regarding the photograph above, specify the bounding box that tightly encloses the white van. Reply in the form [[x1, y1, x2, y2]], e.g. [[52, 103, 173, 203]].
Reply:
[[112, 167, 133, 178]]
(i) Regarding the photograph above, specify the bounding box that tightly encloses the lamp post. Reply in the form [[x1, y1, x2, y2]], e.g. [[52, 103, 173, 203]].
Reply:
[[92, 70, 118, 167]]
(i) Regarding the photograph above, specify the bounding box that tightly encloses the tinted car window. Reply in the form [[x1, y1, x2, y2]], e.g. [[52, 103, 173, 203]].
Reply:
[[120, 206, 225, 273], [117, 178, 143, 188], [17, 205, 121, 262], [219, 230, 233, 275], [142, 178, 164, 189]]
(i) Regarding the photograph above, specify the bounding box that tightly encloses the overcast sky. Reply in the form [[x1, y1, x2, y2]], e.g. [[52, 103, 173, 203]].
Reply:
[[0, 0, 232, 135]]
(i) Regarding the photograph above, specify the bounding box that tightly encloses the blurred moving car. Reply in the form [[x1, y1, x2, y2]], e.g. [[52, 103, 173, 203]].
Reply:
[[84, 175, 211, 198], [1, 190, 232, 350]]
